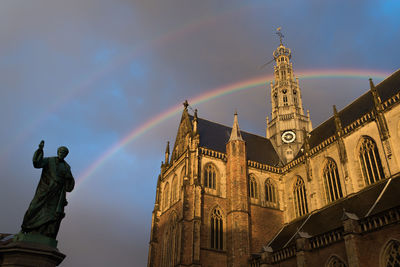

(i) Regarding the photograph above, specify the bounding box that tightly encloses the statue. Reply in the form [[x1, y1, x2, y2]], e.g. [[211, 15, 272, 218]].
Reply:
[[14, 140, 75, 247]]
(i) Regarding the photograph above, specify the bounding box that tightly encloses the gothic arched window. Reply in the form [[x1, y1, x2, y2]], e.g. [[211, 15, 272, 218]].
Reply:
[[249, 175, 258, 199], [163, 182, 170, 211], [359, 137, 385, 185], [161, 213, 180, 267], [323, 159, 343, 203], [171, 175, 178, 203], [210, 208, 223, 250], [293, 177, 308, 217], [382, 240, 400, 267], [326, 255, 346, 267], [265, 178, 277, 206], [204, 164, 217, 189]]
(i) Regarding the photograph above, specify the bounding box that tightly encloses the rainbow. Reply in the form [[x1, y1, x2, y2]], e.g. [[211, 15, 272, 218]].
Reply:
[[76, 69, 391, 186], [0, 6, 253, 163]]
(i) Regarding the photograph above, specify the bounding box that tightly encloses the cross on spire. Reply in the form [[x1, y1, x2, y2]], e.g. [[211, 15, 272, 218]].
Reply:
[[183, 100, 189, 110]]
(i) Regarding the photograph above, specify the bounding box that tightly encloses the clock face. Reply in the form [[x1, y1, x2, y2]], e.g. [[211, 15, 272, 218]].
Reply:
[[282, 131, 296, 143]]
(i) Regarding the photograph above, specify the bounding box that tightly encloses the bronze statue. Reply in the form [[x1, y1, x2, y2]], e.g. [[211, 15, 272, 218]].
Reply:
[[15, 140, 75, 246]]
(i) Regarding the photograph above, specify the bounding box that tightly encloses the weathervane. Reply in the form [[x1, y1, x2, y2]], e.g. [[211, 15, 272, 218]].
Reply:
[[276, 27, 284, 45]]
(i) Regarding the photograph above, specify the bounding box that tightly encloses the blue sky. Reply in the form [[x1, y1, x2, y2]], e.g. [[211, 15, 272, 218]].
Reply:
[[0, 0, 399, 266]]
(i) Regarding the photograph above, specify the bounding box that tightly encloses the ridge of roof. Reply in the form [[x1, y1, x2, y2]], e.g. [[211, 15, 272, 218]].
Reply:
[[329, 68, 400, 120], [189, 115, 270, 141], [189, 115, 281, 166], [294, 68, 400, 159]]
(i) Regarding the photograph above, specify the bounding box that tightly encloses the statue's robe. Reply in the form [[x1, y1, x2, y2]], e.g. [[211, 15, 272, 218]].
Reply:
[[21, 149, 75, 238]]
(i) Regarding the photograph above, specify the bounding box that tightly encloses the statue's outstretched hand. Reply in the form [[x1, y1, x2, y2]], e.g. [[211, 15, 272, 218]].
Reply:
[[39, 140, 44, 150]]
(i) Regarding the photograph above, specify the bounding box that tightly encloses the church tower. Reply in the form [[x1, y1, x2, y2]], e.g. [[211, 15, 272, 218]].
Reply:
[[266, 31, 312, 163]]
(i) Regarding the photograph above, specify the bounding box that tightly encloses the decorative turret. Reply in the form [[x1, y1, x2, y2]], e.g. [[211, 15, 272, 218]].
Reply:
[[193, 109, 198, 134], [370, 78, 390, 141], [164, 141, 170, 165], [333, 105, 348, 165], [226, 112, 250, 267], [229, 112, 243, 141], [266, 28, 312, 163], [333, 105, 343, 133]]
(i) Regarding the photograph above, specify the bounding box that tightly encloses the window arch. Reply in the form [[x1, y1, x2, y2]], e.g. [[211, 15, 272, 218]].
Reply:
[[163, 182, 170, 211], [204, 164, 217, 189], [293, 176, 308, 217], [161, 213, 180, 267], [326, 255, 346, 267], [323, 159, 343, 203], [171, 175, 178, 203], [265, 178, 277, 206], [210, 208, 223, 250], [359, 137, 385, 185], [381, 240, 400, 267], [249, 175, 259, 199]]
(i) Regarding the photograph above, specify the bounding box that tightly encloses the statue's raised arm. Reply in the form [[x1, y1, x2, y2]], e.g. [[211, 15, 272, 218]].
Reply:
[[32, 140, 47, 169]]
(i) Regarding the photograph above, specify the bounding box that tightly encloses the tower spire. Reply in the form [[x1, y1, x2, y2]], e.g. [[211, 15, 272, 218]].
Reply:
[[266, 31, 312, 163], [229, 111, 243, 141]]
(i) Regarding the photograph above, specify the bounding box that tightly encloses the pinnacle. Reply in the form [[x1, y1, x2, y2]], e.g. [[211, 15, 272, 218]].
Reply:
[[229, 112, 243, 141]]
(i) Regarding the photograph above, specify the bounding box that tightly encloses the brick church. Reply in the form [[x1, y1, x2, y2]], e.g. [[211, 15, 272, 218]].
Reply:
[[147, 39, 400, 267]]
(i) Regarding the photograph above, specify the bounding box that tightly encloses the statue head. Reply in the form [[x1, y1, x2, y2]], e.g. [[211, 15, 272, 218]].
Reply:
[[57, 146, 69, 160]]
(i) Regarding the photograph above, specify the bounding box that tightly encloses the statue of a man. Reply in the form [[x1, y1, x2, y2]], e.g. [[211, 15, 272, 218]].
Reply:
[[19, 140, 75, 240]]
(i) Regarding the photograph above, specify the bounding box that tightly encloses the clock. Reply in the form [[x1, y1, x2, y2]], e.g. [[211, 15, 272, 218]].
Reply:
[[282, 131, 296, 143]]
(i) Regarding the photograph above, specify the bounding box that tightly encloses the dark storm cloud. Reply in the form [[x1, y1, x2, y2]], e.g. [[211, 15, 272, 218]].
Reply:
[[1, 0, 399, 266]]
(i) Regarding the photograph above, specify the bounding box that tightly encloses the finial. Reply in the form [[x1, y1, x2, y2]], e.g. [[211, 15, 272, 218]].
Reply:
[[229, 112, 243, 141], [369, 78, 375, 90], [165, 141, 170, 165], [333, 105, 343, 132], [333, 105, 338, 115], [276, 27, 284, 45], [165, 141, 170, 154], [193, 109, 198, 134], [183, 100, 189, 110]]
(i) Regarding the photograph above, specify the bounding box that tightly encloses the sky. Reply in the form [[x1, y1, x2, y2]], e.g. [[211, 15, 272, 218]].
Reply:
[[0, 0, 399, 266]]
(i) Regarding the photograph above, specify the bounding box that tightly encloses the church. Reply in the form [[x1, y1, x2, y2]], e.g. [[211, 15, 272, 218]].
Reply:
[[147, 39, 400, 267]]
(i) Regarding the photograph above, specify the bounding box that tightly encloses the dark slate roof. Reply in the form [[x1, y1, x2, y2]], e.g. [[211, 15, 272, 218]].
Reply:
[[267, 174, 400, 251], [192, 116, 281, 166], [297, 69, 400, 157]]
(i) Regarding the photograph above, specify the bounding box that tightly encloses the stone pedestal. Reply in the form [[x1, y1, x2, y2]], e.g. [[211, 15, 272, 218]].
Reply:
[[0, 241, 65, 267]]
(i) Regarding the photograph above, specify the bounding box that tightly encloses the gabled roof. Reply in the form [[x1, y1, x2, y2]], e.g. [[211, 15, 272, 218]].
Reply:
[[267, 174, 400, 251], [297, 68, 400, 156], [192, 116, 281, 166]]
